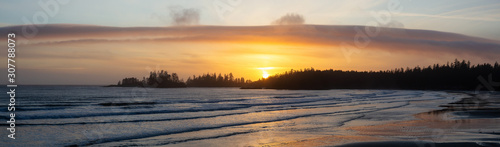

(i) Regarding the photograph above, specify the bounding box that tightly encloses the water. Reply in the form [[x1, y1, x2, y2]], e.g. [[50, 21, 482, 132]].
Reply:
[[0, 86, 470, 146]]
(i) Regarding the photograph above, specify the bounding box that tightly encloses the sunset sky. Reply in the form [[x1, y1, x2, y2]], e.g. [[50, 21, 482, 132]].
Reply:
[[1, 0, 500, 85]]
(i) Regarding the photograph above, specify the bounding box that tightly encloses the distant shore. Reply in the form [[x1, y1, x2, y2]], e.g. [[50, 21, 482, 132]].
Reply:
[[108, 60, 499, 91]]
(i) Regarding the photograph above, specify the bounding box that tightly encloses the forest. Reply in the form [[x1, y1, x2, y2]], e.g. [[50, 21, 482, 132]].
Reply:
[[243, 59, 500, 91], [110, 60, 499, 91], [111, 70, 186, 88], [110, 71, 250, 88], [186, 73, 251, 87]]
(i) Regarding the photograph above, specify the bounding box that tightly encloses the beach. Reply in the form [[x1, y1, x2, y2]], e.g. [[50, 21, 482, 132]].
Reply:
[[1, 86, 499, 146], [275, 92, 500, 147]]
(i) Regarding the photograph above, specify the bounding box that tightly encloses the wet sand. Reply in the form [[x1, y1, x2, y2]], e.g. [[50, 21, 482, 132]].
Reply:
[[268, 92, 500, 147], [335, 141, 496, 147]]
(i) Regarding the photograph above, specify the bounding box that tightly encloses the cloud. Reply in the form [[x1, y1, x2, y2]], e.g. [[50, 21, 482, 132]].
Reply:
[[169, 7, 200, 26], [1, 24, 499, 60], [272, 13, 305, 25], [1, 24, 500, 85]]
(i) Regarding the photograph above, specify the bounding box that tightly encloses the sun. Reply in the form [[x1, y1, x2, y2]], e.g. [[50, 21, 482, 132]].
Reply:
[[257, 67, 274, 79], [262, 71, 270, 79]]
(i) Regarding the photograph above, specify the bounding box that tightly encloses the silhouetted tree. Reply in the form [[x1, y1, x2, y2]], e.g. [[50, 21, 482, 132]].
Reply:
[[112, 70, 186, 88], [243, 59, 499, 91], [186, 72, 249, 87]]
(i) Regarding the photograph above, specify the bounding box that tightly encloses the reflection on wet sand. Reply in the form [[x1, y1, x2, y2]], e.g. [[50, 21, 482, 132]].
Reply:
[[269, 93, 500, 146], [347, 93, 500, 143], [265, 135, 382, 147]]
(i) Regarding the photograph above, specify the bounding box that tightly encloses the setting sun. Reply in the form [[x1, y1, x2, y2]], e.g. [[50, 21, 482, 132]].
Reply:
[[258, 67, 275, 79], [262, 71, 270, 78]]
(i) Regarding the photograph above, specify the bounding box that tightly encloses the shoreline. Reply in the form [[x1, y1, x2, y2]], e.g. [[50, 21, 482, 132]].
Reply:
[[335, 141, 496, 147], [268, 92, 500, 147], [341, 92, 500, 146]]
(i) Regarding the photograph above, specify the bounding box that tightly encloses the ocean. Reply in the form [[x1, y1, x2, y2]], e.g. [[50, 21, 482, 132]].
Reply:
[[1, 86, 498, 146]]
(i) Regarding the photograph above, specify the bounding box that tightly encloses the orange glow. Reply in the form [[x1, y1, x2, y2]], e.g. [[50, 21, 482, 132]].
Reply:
[[258, 67, 275, 79], [262, 71, 270, 78], [6, 24, 498, 85]]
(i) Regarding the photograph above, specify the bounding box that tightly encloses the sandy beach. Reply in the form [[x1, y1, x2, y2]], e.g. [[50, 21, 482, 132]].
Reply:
[[267, 92, 500, 147], [2, 87, 499, 146]]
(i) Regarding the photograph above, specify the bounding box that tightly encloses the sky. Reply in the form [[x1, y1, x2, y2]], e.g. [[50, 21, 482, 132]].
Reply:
[[0, 0, 499, 85]]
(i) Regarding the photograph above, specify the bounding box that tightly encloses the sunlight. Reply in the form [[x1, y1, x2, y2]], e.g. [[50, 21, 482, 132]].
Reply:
[[262, 71, 270, 78], [258, 67, 274, 79], [257, 67, 275, 70]]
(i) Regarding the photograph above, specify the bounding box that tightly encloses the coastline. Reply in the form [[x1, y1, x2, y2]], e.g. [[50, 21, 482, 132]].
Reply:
[[3, 87, 498, 146], [266, 91, 500, 147]]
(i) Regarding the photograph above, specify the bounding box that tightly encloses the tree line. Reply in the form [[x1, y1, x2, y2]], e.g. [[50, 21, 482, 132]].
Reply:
[[242, 59, 500, 91], [109, 59, 499, 91], [113, 70, 186, 88], [186, 73, 252, 87], [110, 71, 251, 88]]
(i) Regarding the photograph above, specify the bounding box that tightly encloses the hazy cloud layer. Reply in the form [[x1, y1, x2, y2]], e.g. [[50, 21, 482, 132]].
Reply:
[[1, 24, 498, 60], [1, 24, 500, 85]]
